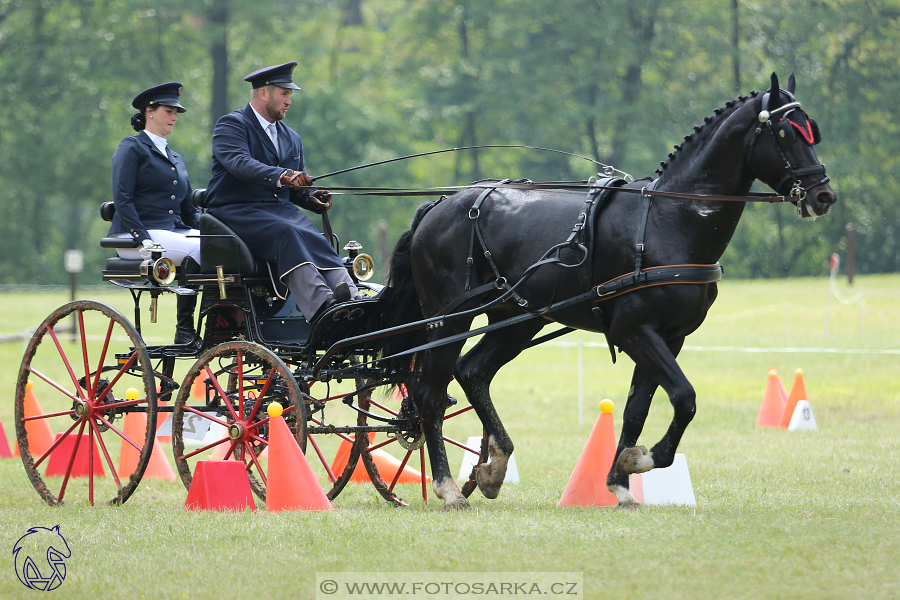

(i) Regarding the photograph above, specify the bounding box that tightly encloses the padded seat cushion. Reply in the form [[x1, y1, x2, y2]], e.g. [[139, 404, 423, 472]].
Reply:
[[104, 257, 144, 273], [199, 213, 267, 276]]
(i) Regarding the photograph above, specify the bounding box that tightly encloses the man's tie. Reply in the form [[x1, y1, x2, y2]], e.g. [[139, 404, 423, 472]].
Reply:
[[268, 123, 279, 154]]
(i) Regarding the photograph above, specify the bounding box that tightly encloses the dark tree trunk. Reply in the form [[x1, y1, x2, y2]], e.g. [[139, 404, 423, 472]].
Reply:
[[209, 0, 229, 129], [732, 0, 741, 93]]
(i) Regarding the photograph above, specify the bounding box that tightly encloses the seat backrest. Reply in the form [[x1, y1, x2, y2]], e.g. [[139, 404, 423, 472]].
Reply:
[[192, 188, 208, 208], [100, 202, 116, 222], [199, 213, 264, 275]]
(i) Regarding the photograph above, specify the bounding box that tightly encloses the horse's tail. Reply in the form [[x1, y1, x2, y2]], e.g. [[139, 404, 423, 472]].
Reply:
[[379, 199, 441, 374]]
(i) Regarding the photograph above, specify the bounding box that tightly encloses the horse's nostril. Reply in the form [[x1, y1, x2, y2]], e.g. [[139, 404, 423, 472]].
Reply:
[[817, 190, 836, 206]]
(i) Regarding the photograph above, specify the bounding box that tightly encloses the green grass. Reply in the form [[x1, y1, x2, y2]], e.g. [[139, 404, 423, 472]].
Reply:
[[0, 276, 899, 599]]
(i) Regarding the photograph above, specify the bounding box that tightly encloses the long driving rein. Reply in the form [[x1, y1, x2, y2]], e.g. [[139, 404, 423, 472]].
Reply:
[[309, 99, 831, 373]]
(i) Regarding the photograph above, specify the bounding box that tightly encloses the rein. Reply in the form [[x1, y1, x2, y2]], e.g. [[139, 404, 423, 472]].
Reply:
[[309, 182, 804, 204]]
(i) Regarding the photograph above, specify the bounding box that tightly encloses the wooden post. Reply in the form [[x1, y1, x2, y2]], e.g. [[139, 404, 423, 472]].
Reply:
[[845, 223, 855, 285]]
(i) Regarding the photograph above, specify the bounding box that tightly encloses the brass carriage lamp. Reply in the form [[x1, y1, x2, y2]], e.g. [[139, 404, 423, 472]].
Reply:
[[139, 245, 176, 323], [342, 240, 375, 282]]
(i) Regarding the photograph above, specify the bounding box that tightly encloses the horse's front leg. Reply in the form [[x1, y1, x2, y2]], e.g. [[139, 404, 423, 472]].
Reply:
[[606, 366, 659, 508], [411, 342, 470, 511], [610, 333, 693, 506]]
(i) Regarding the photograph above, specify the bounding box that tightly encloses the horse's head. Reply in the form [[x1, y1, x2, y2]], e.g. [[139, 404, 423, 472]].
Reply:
[[747, 73, 837, 217]]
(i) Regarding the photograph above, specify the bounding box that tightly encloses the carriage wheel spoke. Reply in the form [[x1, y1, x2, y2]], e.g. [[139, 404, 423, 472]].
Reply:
[[183, 405, 229, 428], [77, 311, 93, 398], [367, 398, 398, 417], [388, 449, 414, 492], [368, 436, 399, 452], [90, 419, 122, 489], [24, 408, 76, 422], [443, 435, 479, 455], [47, 326, 84, 398], [181, 435, 234, 461], [102, 352, 138, 395], [444, 405, 474, 420], [96, 415, 143, 453], [236, 352, 245, 410], [246, 372, 275, 422], [57, 421, 87, 503], [307, 434, 337, 482], [419, 446, 427, 503], [88, 420, 96, 505], [205, 366, 240, 422], [32, 417, 82, 469], [91, 318, 116, 398], [29, 368, 81, 404], [245, 442, 267, 485]]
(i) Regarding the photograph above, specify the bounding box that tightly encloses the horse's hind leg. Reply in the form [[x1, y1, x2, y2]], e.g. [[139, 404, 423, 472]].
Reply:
[[454, 320, 545, 500], [410, 338, 472, 511]]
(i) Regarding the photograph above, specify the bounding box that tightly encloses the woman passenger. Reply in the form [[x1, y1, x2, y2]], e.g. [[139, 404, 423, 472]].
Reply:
[[108, 82, 201, 348]]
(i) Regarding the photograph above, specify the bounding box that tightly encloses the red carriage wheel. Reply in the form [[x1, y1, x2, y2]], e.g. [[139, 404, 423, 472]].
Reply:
[[172, 341, 306, 502], [14, 301, 157, 506], [171, 342, 364, 502]]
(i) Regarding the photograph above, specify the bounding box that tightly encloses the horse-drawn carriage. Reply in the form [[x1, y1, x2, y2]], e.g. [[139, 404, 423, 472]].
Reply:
[[13, 187, 487, 507], [14, 73, 836, 510]]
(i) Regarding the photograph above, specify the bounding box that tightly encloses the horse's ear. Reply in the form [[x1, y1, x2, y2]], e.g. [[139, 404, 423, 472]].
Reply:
[[787, 73, 796, 95], [767, 72, 781, 112]]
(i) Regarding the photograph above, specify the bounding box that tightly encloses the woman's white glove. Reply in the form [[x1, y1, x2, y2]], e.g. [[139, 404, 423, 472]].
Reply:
[[139, 239, 154, 260]]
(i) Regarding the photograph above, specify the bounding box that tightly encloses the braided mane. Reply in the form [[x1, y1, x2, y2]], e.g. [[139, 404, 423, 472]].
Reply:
[[655, 91, 760, 175]]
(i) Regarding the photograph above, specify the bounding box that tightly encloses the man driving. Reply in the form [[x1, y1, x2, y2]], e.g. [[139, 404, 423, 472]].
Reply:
[[205, 61, 360, 321]]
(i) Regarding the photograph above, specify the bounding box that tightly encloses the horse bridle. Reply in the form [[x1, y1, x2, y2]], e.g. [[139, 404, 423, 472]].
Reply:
[[748, 93, 829, 213]]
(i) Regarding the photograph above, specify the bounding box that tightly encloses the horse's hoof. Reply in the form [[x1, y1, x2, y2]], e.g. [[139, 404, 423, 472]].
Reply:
[[616, 499, 641, 511], [442, 497, 471, 511], [475, 463, 504, 499], [615, 446, 654, 475]]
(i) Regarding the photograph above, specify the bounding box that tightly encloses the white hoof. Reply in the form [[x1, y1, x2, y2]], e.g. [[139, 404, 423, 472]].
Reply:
[[433, 477, 470, 511], [608, 484, 641, 510]]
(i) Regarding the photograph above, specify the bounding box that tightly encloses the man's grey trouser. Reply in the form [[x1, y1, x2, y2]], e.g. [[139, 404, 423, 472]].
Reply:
[[284, 263, 359, 321]]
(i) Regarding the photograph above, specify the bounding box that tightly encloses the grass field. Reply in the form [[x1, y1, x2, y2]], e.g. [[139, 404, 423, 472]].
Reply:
[[0, 276, 898, 599]]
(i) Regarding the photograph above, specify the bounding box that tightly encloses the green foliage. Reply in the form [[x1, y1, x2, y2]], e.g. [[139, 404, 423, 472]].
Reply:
[[0, 0, 897, 283]]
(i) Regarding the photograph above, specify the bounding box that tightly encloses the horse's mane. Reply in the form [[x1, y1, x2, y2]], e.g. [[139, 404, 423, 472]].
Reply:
[[656, 90, 761, 176]]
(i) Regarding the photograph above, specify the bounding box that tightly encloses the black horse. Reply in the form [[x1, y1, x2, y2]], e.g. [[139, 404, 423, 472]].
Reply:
[[384, 73, 836, 510]]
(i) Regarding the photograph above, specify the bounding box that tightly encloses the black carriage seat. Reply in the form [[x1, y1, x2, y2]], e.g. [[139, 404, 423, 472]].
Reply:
[[97, 194, 266, 278], [191, 188, 267, 277], [98, 202, 144, 276]]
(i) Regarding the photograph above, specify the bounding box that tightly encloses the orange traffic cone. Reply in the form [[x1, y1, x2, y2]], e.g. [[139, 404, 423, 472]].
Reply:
[[370, 448, 429, 484], [45, 433, 105, 477], [191, 376, 206, 399], [330, 434, 372, 483], [558, 400, 618, 507], [756, 368, 787, 428], [331, 434, 430, 484], [185, 461, 255, 511], [0, 421, 12, 458], [265, 409, 333, 512], [117, 412, 176, 480], [779, 369, 808, 429], [14, 381, 55, 459]]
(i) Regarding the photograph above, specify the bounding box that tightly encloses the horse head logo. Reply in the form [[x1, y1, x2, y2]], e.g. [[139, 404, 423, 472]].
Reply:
[[12, 525, 71, 591]]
